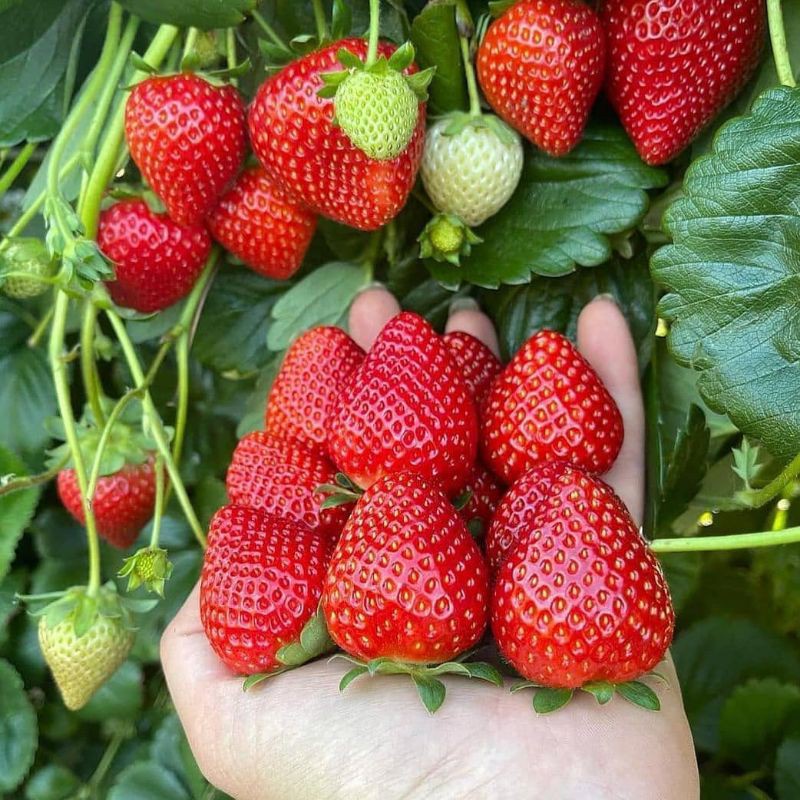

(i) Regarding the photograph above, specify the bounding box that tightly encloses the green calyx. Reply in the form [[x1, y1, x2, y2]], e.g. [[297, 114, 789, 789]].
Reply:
[[418, 213, 482, 265], [442, 110, 520, 147], [318, 43, 435, 161], [243, 606, 336, 690], [334, 655, 503, 714], [511, 678, 663, 714], [118, 547, 173, 596], [317, 472, 363, 509], [0, 238, 57, 299]]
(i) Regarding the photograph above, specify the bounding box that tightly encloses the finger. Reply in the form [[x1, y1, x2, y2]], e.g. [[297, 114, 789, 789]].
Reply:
[[348, 286, 400, 351], [576, 296, 645, 524], [445, 299, 501, 357]]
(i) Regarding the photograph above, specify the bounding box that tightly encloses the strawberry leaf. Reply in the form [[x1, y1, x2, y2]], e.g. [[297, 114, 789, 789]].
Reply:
[[651, 86, 800, 463], [0, 659, 37, 793], [0, 447, 40, 584], [412, 674, 446, 714], [429, 124, 667, 288], [532, 687, 573, 714], [616, 680, 661, 711], [117, 0, 255, 29]]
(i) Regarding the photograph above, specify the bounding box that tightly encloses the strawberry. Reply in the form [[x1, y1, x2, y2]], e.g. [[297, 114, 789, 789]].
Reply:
[[207, 166, 317, 280], [248, 38, 426, 231], [476, 0, 606, 156], [225, 431, 350, 543], [482, 330, 623, 484], [455, 461, 505, 538], [266, 326, 365, 448], [485, 462, 566, 572], [491, 469, 674, 710], [442, 330, 502, 409], [98, 199, 211, 313], [200, 505, 332, 676], [326, 312, 478, 495], [57, 458, 156, 549], [0, 238, 55, 299], [323, 472, 498, 711], [37, 586, 135, 710], [600, 0, 765, 165], [421, 113, 523, 226], [125, 73, 247, 225]]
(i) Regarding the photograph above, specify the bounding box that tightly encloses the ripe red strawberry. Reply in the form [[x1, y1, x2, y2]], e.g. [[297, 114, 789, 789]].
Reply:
[[485, 462, 566, 572], [492, 469, 674, 702], [326, 312, 478, 494], [201, 505, 332, 675], [207, 166, 317, 280], [482, 330, 623, 484], [455, 462, 505, 538], [57, 458, 156, 549], [442, 331, 502, 409], [601, 0, 765, 165], [225, 431, 350, 542], [266, 326, 365, 448], [323, 471, 489, 663], [477, 0, 606, 156], [98, 199, 211, 313], [248, 38, 425, 231], [125, 73, 247, 225]]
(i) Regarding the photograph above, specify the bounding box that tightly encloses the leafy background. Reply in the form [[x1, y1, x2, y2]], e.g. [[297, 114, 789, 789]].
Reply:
[[1, 0, 799, 798]]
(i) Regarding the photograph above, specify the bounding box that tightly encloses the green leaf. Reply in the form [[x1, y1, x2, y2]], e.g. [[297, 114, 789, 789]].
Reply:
[[0, 0, 93, 146], [0, 447, 40, 583], [339, 665, 368, 692], [331, 0, 353, 39], [412, 674, 446, 714], [429, 125, 667, 287], [776, 738, 800, 800], [24, 764, 81, 800], [117, 0, 256, 29], [616, 680, 660, 711], [583, 681, 615, 705], [267, 262, 369, 351], [652, 86, 800, 462], [532, 687, 573, 714], [410, 1, 466, 115], [108, 762, 190, 800], [484, 249, 655, 368], [194, 268, 287, 373], [0, 347, 56, 459], [0, 658, 37, 793]]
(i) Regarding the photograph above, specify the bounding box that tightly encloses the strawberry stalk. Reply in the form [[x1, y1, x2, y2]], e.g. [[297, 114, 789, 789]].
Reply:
[[0, 142, 36, 200], [455, 0, 481, 117], [366, 0, 381, 67], [80, 303, 106, 425], [651, 524, 800, 554], [767, 0, 796, 88]]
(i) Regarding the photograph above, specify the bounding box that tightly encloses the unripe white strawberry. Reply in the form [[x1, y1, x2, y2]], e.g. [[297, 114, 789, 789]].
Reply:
[[421, 113, 523, 227]]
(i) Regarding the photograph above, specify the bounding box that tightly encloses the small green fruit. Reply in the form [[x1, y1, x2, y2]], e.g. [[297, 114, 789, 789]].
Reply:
[[0, 238, 54, 299]]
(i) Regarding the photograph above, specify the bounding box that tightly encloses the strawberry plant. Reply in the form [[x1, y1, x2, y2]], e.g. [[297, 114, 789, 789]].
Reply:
[[0, 0, 800, 797]]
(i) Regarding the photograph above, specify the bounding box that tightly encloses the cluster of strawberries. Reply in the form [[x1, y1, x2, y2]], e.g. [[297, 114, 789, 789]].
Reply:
[[200, 312, 675, 712]]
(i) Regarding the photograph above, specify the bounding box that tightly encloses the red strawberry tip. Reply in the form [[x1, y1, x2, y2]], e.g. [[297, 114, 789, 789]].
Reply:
[[511, 676, 662, 714], [334, 654, 503, 714]]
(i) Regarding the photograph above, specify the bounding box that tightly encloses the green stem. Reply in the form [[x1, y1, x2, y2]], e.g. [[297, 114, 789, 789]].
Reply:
[[149, 455, 165, 548], [105, 309, 207, 548], [28, 306, 55, 348], [49, 293, 103, 596], [183, 27, 199, 60], [251, 9, 287, 50], [81, 303, 106, 425], [311, 0, 329, 43], [740, 450, 800, 509], [366, 0, 380, 66], [86, 730, 126, 793], [767, 0, 796, 87], [226, 28, 237, 71], [651, 526, 800, 554], [0, 455, 68, 497], [0, 142, 36, 198], [455, 0, 480, 116]]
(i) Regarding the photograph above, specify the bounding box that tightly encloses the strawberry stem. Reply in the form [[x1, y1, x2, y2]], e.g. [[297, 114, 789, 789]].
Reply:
[[651, 524, 800, 554], [366, 0, 381, 67], [455, 0, 481, 116], [0, 455, 68, 498], [226, 28, 237, 73], [738, 450, 800, 509], [149, 455, 165, 549], [767, 0, 796, 87], [250, 9, 288, 50], [0, 142, 36, 200], [80, 303, 106, 426]]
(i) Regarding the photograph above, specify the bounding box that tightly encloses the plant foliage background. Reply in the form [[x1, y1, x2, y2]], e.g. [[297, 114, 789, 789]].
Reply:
[[1, 0, 800, 798]]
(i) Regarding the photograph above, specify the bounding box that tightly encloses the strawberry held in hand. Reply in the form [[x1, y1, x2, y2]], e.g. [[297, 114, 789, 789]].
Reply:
[[125, 73, 247, 225], [207, 166, 317, 281], [248, 38, 426, 231], [601, 0, 765, 165], [266, 326, 365, 448], [98, 199, 211, 313], [442, 330, 502, 409], [492, 467, 674, 711], [482, 330, 623, 484], [226, 431, 350, 543], [477, 0, 606, 156], [326, 312, 478, 494], [201, 505, 333, 676]]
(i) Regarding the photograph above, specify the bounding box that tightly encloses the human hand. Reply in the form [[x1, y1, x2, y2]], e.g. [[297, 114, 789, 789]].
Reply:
[[161, 288, 700, 800]]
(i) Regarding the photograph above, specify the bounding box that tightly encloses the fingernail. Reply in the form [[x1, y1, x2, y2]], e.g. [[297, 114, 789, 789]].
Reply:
[[356, 281, 388, 296], [594, 293, 618, 306], [449, 297, 480, 314]]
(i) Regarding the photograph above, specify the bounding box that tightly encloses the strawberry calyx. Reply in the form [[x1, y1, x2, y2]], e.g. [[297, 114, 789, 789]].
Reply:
[[511, 678, 662, 714], [418, 213, 482, 265], [442, 110, 520, 147], [118, 547, 173, 596], [242, 606, 336, 690], [334, 654, 503, 714], [317, 472, 363, 510]]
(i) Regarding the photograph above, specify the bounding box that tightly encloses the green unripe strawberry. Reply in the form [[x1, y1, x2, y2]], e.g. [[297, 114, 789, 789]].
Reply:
[[418, 213, 482, 265], [118, 546, 173, 596], [421, 113, 523, 226], [335, 69, 419, 161], [0, 238, 55, 299]]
